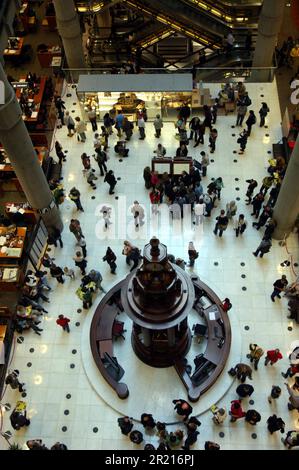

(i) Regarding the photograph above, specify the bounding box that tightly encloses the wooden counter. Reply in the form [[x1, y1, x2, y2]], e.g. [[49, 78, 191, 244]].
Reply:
[[15, 77, 47, 123], [0, 227, 27, 259], [4, 38, 24, 56], [5, 203, 37, 225]]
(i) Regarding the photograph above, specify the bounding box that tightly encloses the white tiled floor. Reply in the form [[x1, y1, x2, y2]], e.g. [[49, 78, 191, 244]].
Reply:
[[1, 80, 299, 450]]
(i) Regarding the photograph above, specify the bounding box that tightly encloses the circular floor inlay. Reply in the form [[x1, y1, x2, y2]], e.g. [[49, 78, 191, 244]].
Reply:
[[117, 177, 121, 181], [241, 275, 246, 279], [119, 159, 123, 162], [64, 410, 70, 415], [240, 262, 245, 266], [236, 197, 240, 201], [235, 187, 240, 191], [232, 134, 236, 137], [264, 125, 268, 129], [91, 196, 95, 200], [75, 322, 80, 327], [27, 362, 32, 367], [17, 337, 24, 344], [249, 400, 254, 405], [260, 94, 264, 97], [251, 433, 257, 439], [214, 262, 219, 266], [235, 178, 239, 181], [242, 287, 247, 291], [29, 348, 34, 353], [231, 125, 235, 129], [22, 392, 27, 398], [267, 151, 272, 154], [77, 309, 82, 313], [71, 110, 75, 113], [70, 364, 75, 369], [66, 394, 71, 399], [66, 93, 72, 97], [64, 150, 68, 154], [210, 159, 214, 162], [244, 325, 250, 330], [73, 103, 77, 105], [288, 326, 293, 331], [294, 263, 298, 267], [265, 134, 269, 137], [115, 196, 119, 200], [62, 427, 67, 432], [219, 432, 225, 438], [72, 349, 77, 355], [233, 150, 237, 154], [233, 159, 238, 163], [93, 427, 98, 433]]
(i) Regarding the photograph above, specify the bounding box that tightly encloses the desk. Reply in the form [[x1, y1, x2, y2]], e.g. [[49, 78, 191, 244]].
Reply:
[[152, 157, 193, 176], [37, 46, 61, 68], [0, 265, 22, 292], [15, 77, 47, 123], [5, 203, 37, 224], [0, 325, 7, 364], [0, 227, 27, 259], [4, 38, 24, 56]]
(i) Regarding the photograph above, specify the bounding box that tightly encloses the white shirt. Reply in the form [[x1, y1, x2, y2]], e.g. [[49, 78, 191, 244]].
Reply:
[[194, 203, 205, 215]]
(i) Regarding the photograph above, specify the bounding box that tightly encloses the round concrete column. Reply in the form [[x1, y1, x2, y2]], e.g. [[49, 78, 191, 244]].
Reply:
[[53, 0, 85, 69], [0, 64, 63, 233], [273, 136, 299, 240]]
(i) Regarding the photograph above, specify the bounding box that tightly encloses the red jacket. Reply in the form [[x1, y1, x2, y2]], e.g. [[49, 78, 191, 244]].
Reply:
[[266, 350, 283, 363], [230, 400, 245, 419], [150, 191, 160, 204], [56, 317, 70, 328]]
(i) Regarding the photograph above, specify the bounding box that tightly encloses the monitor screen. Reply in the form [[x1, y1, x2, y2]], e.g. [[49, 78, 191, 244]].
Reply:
[[173, 162, 190, 174]]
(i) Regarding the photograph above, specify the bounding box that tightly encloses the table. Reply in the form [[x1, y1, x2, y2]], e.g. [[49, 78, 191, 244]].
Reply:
[[37, 45, 61, 68], [0, 265, 22, 292], [4, 38, 24, 56], [15, 77, 47, 123], [0, 227, 27, 259]]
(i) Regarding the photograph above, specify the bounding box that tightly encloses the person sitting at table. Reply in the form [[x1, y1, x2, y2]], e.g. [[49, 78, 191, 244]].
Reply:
[[175, 143, 188, 158], [153, 143, 166, 158]]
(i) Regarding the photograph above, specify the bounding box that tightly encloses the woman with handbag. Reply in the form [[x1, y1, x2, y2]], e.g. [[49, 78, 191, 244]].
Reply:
[[187, 242, 198, 267]]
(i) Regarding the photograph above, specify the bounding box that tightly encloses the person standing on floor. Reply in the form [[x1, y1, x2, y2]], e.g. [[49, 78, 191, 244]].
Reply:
[[234, 214, 247, 237], [259, 102, 270, 127], [230, 400, 246, 422], [281, 430, 299, 449], [252, 205, 273, 230], [189, 116, 200, 141], [115, 110, 124, 138], [73, 251, 87, 275], [248, 343, 264, 370], [78, 238, 87, 258], [236, 101, 247, 126], [226, 201, 237, 220], [268, 385, 281, 404], [200, 151, 209, 177], [50, 264, 65, 284], [153, 114, 163, 138], [69, 219, 84, 242], [214, 210, 229, 237], [245, 409, 261, 425], [284, 382, 299, 411], [264, 348, 283, 366], [209, 128, 218, 153], [54, 94, 66, 125], [187, 242, 198, 267], [267, 415, 285, 435], [55, 141, 66, 165], [173, 399, 193, 421], [65, 111, 75, 137], [251, 192, 265, 218], [69, 187, 84, 212], [5, 370, 26, 393], [87, 106, 97, 132], [193, 120, 205, 147], [194, 198, 205, 225], [236, 383, 254, 399], [245, 179, 258, 204], [137, 113, 146, 140], [75, 117, 87, 143], [122, 117, 133, 141], [252, 238, 272, 258], [271, 275, 288, 302], [104, 170, 117, 195], [131, 201, 145, 228], [88, 270, 106, 293], [238, 129, 248, 154], [104, 112, 114, 135], [246, 110, 256, 136], [94, 146, 108, 177], [103, 247, 117, 274], [56, 315, 70, 333], [211, 406, 227, 425]]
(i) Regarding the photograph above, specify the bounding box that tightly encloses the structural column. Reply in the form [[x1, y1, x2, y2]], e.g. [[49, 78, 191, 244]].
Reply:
[[252, 0, 285, 81], [53, 0, 85, 69], [273, 136, 299, 240], [0, 64, 63, 233]]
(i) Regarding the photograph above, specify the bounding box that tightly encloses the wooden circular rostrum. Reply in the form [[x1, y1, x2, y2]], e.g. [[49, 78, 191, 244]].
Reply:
[[90, 239, 231, 402]]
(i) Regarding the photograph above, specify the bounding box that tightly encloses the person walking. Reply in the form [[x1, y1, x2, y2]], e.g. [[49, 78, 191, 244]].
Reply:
[[137, 113, 146, 140], [271, 275, 288, 302], [75, 117, 87, 142], [87, 106, 97, 132], [268, 385, 281, 404], [153, 114, 163, 138], [69, 219, 84, 242], [56, 315, 70, 333], [234, 214, 247, 237], [131, 201, 145, 228], [248, 343, 264, 370], [253, 238, 272, 258], [5, 370, 26, 393], [245, 409, 261, 425], [65, 111, 75, 137], [214, 210, 229, 237], [194, 198, 205, 225], [104, 170, 117, 194], [187, 242, 198, 267], [245, 110, 256, 136], [69, 187, 84, 212], [117, 416, 133, 435], [281, 431, 299, 449], [88, 270, 106, 293], [103, 247, 117, 274], [211, 406, 227, 425], [264, 349, 283, 366], [50, 264, 65, 284], [259, 102, 270, 127], [284, 382, 299, 411], [230, 363, 253, 382], [226, 201, 237, 220], [78, 238, 87, 258]]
